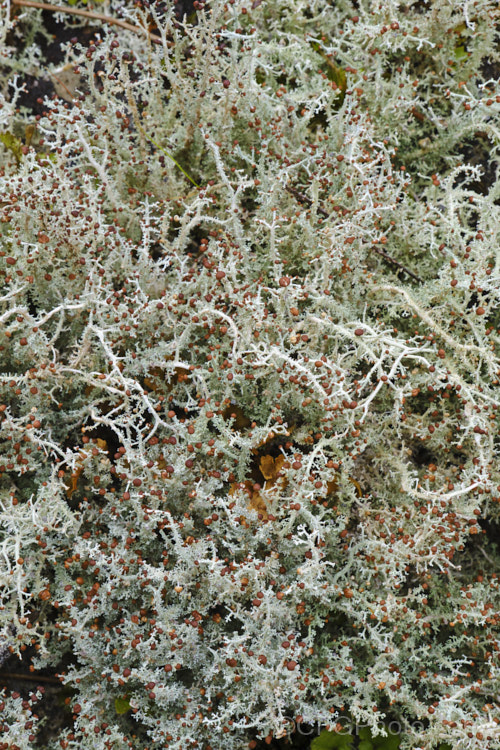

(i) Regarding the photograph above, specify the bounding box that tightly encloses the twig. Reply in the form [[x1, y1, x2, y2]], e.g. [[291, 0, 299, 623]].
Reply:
[[371, 246, 422, 283], [12, 0, 161, 43], [285, 184, 331, 218], [0, 670, 61, 684], [285, 184, 423, 283]]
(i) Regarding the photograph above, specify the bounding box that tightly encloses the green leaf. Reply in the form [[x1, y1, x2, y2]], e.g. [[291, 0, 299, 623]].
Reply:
[[311, 729, 354, 750], [357, 726, 401, 750], [309, 41, 347, 108], [324, 59, 347, 92], [358, 728, 372, 741], [255, 68, 266, 85], [0, 132, 22, 164], [137, 127, 200, 188], [114, 696, 131, 714], [373, 734, 400, 750]]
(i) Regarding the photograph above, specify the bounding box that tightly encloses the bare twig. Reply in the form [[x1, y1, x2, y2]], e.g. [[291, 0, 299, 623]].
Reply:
[[371, 246, 422, 283], [285, 184, 331, 218], [285, 183, 423, 283], [0, 670, 61, 684], [12, 0, 161, 43]]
